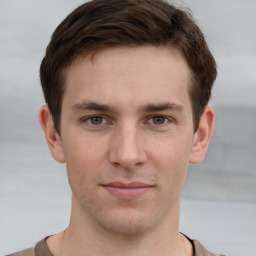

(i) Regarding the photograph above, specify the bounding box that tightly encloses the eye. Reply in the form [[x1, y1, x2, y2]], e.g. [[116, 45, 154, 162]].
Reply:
[[86, 116, 106, 126], [149, 116, 169, 125]]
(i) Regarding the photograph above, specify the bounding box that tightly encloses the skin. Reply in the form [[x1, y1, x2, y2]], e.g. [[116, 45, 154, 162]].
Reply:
[[39, 45, 214, 256]]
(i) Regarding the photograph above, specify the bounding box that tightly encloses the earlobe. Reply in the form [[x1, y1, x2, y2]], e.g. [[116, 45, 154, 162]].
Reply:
[[189, 105, 215, 164], [39, 105, 66, 163]]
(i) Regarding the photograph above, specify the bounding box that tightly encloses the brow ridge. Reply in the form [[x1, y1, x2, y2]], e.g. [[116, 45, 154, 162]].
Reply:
[[72, 102, 111, 112], [72, 101, 184, 113], [141, 102, 184, 112]]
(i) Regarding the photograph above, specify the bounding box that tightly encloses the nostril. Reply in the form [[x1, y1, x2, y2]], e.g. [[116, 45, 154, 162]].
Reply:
[[112, 161, 120, 167]]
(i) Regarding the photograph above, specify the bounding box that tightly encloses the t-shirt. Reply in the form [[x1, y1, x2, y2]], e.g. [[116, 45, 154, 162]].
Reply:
[[7, 236, 224, 256]]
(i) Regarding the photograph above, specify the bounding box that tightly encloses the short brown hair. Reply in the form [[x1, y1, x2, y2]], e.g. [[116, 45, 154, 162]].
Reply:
[[40, 0, 217, 134]]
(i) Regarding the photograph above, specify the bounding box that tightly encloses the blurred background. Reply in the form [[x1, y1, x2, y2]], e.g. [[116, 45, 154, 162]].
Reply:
[[0, 0, 255, 255]]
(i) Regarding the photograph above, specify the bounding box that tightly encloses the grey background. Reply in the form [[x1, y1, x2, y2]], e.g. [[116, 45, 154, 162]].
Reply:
[[0, 0, 256, 255]]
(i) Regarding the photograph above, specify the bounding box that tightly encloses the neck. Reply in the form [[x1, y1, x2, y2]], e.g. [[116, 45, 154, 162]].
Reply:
[[47, 196, 192, 256]]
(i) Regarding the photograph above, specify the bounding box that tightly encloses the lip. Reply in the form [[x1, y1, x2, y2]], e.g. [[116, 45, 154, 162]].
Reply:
[[102, 182, 154, 200]]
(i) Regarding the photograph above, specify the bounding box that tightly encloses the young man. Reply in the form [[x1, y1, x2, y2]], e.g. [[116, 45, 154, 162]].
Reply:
[[9, 0, 222, 255]]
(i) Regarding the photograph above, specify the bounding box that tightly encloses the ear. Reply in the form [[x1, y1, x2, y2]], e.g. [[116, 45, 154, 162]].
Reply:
[[39, 105, 66, 163], [189, 105, 215, 164]]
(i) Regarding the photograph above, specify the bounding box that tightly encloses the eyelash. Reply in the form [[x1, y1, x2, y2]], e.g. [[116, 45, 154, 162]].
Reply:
[[146, 116, 171, 126], [82, 115, 173, 128], [83, 116, 109, 127]]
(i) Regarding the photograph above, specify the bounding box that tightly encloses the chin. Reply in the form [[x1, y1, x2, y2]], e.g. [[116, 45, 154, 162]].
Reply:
[[91, 206, 162, 236], [99, 217, 150, 235]]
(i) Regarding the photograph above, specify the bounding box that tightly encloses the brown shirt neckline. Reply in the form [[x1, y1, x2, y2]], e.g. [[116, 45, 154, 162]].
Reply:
[[8, 236, 224, 256]]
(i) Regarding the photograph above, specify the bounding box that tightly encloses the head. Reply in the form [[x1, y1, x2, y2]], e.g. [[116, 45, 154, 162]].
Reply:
[[39, 0, 216, 236], [40, 0, 217, 135]]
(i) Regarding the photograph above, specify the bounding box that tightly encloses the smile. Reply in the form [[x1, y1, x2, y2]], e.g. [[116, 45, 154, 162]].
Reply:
[[102, 182, 154, 200]]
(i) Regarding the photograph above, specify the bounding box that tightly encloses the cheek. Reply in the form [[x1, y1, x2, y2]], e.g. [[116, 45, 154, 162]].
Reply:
[[151, 132, 192, 165], [62, 136, 105, 193], [63, 131, 105, 165], [150, 134, 192, 186]]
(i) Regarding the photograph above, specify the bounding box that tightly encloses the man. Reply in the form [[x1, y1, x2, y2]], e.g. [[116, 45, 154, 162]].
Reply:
[[9, 0, 222, 255]]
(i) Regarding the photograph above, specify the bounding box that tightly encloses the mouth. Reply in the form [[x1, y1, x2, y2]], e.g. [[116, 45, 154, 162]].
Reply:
[[101, 182, 154, 200]]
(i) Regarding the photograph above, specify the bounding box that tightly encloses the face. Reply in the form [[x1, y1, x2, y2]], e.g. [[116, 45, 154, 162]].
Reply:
[[47, 46, 206, 235]]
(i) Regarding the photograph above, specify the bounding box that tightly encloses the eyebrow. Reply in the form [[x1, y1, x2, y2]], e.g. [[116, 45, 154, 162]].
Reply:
[[141, 102, 184, 113], [72, 102, 111, 112], [72, 101, 184, 113]]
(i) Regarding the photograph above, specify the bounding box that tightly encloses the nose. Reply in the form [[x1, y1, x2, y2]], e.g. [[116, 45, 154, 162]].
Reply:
[[109, 124, 147, 169]]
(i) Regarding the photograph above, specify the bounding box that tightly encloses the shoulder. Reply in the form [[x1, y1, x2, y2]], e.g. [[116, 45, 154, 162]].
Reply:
[[6, 248, 34, 256], [181, 233, 224, 256], [193, 239, 225, 256], [6, 237, 53, 256]]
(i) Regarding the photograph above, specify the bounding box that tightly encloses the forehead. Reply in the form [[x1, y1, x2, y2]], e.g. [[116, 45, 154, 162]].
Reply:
[[63, 45, 192, 111], [69, 45, 190, 79]]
